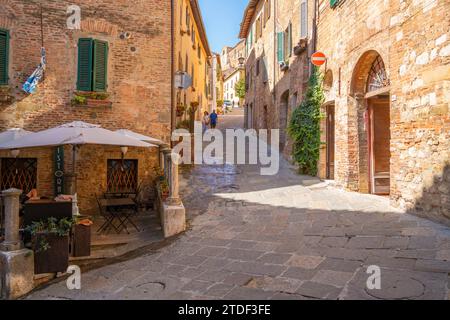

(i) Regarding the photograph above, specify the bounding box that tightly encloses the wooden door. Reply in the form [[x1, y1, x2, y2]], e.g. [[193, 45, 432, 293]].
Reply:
[[368, 99, 391, 195]]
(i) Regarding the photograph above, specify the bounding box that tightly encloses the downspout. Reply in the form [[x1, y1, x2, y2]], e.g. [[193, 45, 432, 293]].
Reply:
[[273, 0, 277, 111], [310, 0, 319, 76], [170, 0, 175, 146]]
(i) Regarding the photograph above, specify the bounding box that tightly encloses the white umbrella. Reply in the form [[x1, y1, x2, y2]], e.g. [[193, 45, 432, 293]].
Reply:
[[115, 129, 164, 146], [0, 121, 154, 149], [0, 122, 156, 216], [0, 128, 32, 145]]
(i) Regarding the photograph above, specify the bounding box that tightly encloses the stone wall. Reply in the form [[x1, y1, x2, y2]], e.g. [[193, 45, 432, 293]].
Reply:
[[243, 0, 312, 159], [316, 0, 450, 224], [0, 0, 172, 214]]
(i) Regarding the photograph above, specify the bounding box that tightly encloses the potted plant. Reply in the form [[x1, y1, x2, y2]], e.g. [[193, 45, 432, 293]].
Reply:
[[153, 166, 165, 182], [176, 103, 187, 117], [26, 217, 74, 274], [161, 180, 170, 200], [71, 92, 112, 108]]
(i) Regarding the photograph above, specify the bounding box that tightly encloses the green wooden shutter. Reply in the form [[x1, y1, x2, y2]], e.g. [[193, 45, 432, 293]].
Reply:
[[93, 40, 108, 92], [330, 0, 339, 7], [0, 29, 9, 85], [77, 38, 93, 91], [277, 32, 284, 62]]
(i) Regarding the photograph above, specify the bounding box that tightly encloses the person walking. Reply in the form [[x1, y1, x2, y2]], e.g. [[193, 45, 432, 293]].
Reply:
[[209, 109, 218, 129], [202, 111, 210, 133]]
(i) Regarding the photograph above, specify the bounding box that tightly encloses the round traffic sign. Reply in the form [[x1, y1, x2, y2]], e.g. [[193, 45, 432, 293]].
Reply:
[[311, 51, 327, 66]]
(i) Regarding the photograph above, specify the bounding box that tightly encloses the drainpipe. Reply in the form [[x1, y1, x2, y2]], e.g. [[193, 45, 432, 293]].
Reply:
[[310, 0, 319, 76], [273, 0, 277, 111], [170, 0, 175, 145]]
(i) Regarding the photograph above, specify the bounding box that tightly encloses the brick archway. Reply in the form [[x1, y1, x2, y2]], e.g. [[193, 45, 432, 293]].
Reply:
[[348, 50, 390, 194]]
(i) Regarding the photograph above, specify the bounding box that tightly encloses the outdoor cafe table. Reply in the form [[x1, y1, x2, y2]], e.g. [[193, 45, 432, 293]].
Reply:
[[98, 198, 140, 234]]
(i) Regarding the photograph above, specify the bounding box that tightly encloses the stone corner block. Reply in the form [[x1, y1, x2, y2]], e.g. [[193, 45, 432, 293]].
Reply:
[[161, 202, 186, 238], [0, 249, 35, 300]]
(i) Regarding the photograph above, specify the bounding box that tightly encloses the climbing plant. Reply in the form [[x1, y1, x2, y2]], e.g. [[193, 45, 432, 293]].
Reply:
[[288, 66, 325, 176]]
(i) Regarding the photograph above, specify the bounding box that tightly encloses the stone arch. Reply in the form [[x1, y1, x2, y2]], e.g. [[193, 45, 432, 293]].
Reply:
[[80, 19, 119, 37], [348, 50, 391, 194], [323, 69, 333, 92], [350, 50, 389, 97]]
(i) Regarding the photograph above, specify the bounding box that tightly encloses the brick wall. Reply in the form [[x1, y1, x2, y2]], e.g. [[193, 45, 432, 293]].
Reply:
[[317, 0, 450, 224], [0, 0, 172, 214]]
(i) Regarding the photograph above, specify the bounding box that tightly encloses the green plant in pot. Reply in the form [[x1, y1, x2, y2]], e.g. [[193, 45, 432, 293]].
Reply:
[[160, 179, 170, 200], [26, 217, 74, 274], [176, 104, 187, 117], [189, 101, 199, 113]]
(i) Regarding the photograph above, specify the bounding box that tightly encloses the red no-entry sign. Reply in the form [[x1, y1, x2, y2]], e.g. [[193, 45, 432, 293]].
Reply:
[[311, 52, 327, 66]]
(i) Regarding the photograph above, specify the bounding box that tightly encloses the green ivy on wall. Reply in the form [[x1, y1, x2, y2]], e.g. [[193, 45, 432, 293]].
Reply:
[[288, 66, 325, 176]]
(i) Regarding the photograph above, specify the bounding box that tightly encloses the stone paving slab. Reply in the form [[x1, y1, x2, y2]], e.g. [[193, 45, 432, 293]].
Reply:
[[26, 114, 450, 300]]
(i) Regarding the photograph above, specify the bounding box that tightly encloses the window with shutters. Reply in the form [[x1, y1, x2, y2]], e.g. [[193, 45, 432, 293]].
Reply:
[[1, 158, 37, 194], [0, 29, 9, 85], [330, 0, 339, 8], [107, 159, 138, 193], [300, 1, 308, 38], [256, 16, 262, 41], [77, 38, 108, 92]]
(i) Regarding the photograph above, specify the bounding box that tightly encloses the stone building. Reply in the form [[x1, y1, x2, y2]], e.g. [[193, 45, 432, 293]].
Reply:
[[316, 0, 449, 224], [174, 0, 211, 123], [221, 40, 246, 72], [223, 67, 245, 108], [239, 0, 313, 157], [0, 0, 210, 214]]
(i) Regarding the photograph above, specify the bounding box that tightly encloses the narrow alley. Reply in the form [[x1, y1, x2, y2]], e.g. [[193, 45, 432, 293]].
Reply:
[[27, 110, 450, 300]]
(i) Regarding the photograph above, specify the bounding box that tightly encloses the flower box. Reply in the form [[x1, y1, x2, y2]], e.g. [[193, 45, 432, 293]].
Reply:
[[33, 233, 69, 274]]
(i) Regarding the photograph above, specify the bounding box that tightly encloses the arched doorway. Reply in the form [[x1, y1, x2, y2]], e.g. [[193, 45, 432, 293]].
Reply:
[[279, 90, 289, 151], [351, 51, 391, 195]]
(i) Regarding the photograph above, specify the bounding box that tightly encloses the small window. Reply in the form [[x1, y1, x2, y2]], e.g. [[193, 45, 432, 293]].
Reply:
[[300, 1, 308, 38], [107, 159, 138, 193], [0, 29, 10, 85], [330, 0, 339, 8], [77, 38, 108, 92], [1, 158, 37, 194]]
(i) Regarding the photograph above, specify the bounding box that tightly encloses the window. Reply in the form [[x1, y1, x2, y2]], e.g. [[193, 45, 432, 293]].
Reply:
[[107, 159, 138, 193], [300, 1, 308, 38], [185, 54, 189, 72], [256, 16, 262, 41], [0, 29, 10, 85], [256, 59, 260, 76], [1, 158, 37, 194], [284, 23, 292, 59], [186, 6, 190, 28], [77, 38, 108, 92], [264, 0, 271, 27], [197, 45, 201, 59], [367, 55, 390, 92]]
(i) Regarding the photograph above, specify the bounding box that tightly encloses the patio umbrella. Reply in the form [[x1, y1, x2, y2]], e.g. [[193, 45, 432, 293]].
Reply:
[[0, 121, 153, 150], [0, 128, 32, 145], [115, 129, 164, 146], [0, 122, 155, 215]]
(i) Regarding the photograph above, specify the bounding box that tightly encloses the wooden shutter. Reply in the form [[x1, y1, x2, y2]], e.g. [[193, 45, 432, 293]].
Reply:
[[0, 29, 10, 85], [93, 40, 108, 92], [277, 32, 284, 62], [77, 38, 93, 91], [330, 0, 339, 7]]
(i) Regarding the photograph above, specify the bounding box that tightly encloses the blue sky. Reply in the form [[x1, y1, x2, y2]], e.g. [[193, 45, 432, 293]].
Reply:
[[198, 0, 248, 53]]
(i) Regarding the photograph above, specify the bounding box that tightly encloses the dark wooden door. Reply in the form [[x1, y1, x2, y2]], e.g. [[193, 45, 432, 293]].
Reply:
[[368, 99, 391, 195], [326, 105, 335, 180]]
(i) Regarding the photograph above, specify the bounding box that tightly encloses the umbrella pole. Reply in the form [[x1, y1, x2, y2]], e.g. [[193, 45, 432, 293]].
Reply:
[[71, 145, 80, 216]]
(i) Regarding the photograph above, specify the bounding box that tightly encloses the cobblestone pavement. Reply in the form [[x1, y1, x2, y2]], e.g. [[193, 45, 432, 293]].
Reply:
[[28, 110, 450, 300]]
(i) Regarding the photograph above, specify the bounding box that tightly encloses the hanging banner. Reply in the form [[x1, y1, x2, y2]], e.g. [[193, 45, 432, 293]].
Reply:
[[54, 146, 65, 196]]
